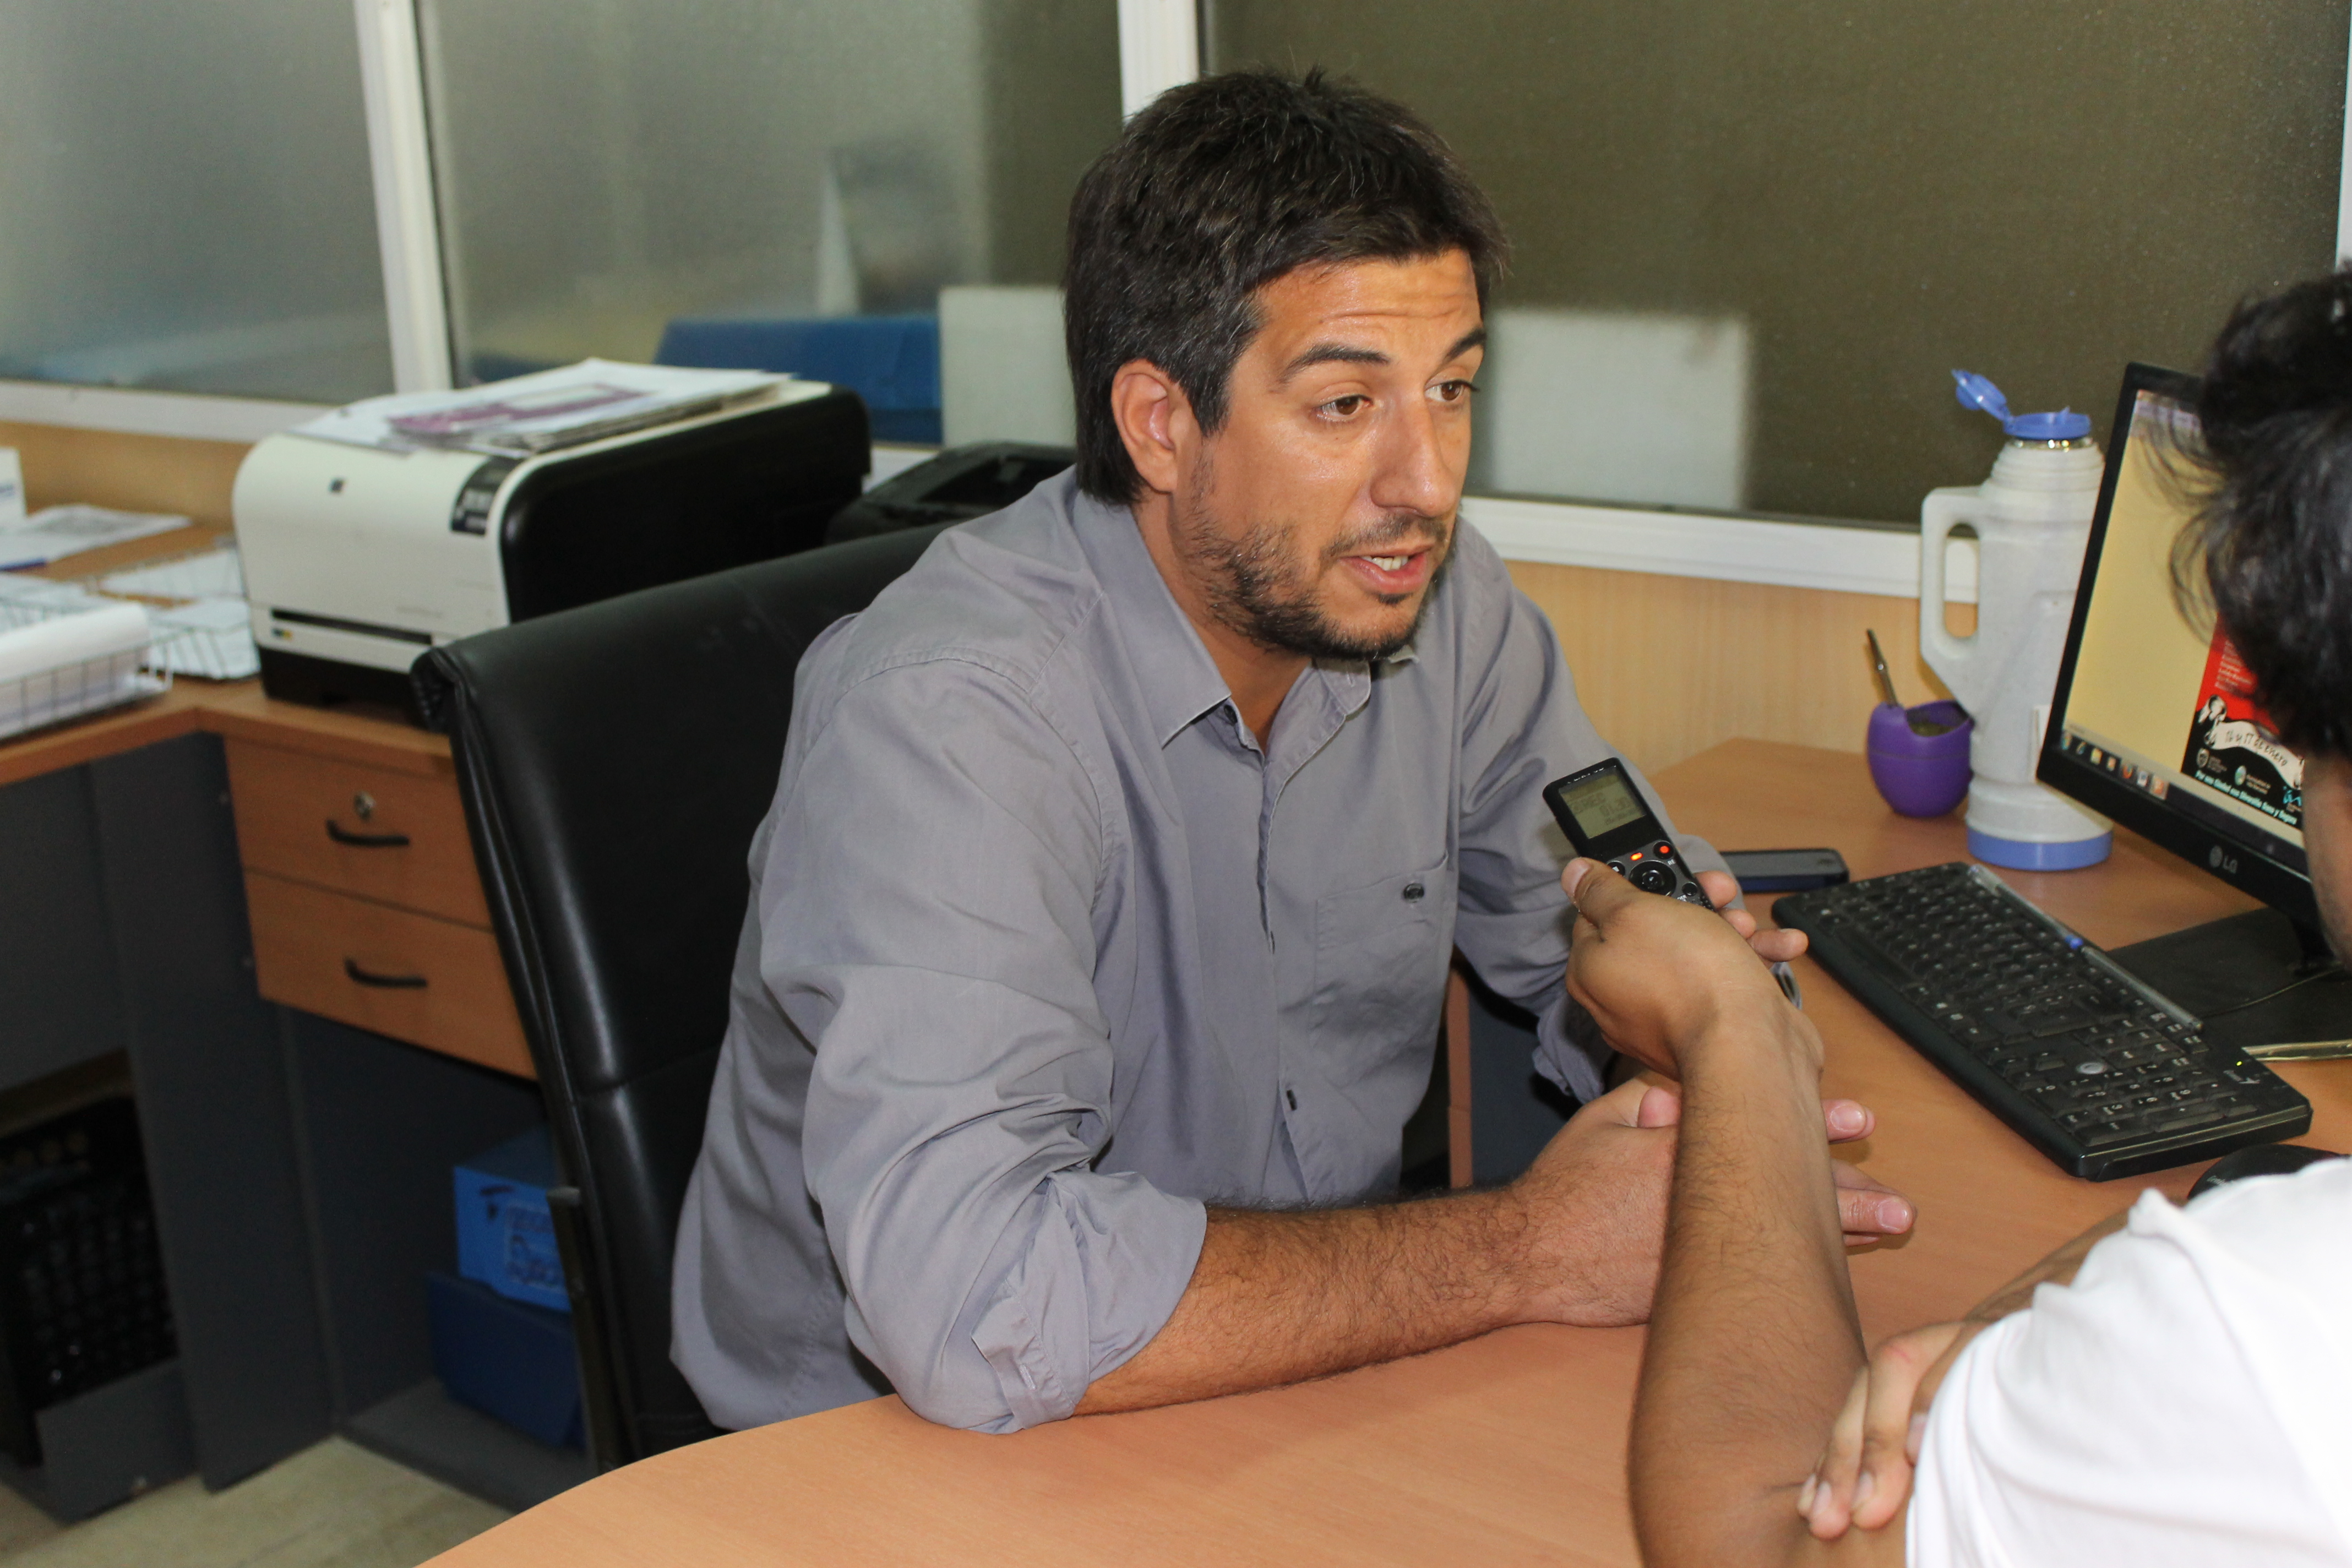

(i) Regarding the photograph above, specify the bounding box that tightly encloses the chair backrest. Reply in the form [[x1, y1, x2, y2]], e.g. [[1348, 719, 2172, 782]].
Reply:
[[415, 524, 948, 1466]]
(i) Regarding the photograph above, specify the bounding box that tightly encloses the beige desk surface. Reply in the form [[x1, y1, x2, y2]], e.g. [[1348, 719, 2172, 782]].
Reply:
[[0, 675, 456, 790], [428, 738, 2352, 1568]]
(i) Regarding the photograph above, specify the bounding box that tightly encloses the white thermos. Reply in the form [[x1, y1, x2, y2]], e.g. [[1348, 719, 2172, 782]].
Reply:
[[1919, 371, 2113, 869]]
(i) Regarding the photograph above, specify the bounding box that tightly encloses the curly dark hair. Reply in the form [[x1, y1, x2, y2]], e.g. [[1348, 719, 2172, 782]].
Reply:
[[1062, 69, 1509, 504], [2175, 270, 2352, 759]]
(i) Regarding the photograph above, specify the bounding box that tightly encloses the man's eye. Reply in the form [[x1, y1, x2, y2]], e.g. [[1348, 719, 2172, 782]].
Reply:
[[1433, 379, 1479, 404], [1320, 395, 1369, 419]]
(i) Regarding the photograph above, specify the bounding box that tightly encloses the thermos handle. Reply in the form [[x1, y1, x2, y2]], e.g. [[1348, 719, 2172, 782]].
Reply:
[[1919, 487, 1980, 675]]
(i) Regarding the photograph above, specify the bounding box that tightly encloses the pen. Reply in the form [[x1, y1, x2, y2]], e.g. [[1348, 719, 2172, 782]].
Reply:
[[1865, 628, 1902, 707]]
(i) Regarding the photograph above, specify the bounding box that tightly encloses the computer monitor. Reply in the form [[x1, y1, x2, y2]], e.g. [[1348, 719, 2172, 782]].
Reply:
[[2039, 361, 2350, 1057]]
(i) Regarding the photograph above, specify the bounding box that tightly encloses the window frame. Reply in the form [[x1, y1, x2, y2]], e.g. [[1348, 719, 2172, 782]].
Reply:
[[2, 0, 2344, 597]]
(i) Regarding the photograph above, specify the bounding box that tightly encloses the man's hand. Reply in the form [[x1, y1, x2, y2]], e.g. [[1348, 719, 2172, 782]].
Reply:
[[1697, 869, 1809, 967], [1574, 1083, 1908, 1245], [1560, 859, 1913, 1245], [1801, 1206, 2130, 1538], [1563, 858, 1803, 1077], [1500, 1077, 1680, 1325], [1801, 1320, 1978, 1538]]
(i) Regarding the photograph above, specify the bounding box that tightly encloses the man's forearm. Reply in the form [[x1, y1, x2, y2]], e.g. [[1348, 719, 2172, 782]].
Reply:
[[1074, 1190, 1530, 1414], [1629, 1005, 1874, 1568]]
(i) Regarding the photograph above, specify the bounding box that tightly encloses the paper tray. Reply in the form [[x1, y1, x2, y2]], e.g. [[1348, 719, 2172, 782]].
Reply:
[[0, 598, 175, 742]]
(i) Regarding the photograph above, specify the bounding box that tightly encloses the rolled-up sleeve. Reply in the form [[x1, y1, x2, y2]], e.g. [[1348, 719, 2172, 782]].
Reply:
[[770, 657, 1205, 1432], [1445, 534, 1725, 1103]]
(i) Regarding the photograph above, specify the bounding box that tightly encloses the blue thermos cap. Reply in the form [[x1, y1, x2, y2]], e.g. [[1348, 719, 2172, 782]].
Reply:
[[1952, 369, 2092, 441]]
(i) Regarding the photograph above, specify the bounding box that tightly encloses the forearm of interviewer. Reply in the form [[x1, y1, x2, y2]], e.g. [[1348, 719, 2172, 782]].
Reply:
[[1627, 1004, 1905, 1567]]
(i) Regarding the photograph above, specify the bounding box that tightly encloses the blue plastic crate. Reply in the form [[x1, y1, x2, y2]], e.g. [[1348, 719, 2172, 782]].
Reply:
[[656, 312, 943, 443], [427, 1271, 582, 1450], [453, 1127, 569, 1314]]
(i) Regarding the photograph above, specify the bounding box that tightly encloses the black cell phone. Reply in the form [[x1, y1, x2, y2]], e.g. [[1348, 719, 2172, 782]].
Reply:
[[1718, 848, 1850, 893], [1542, 759, 1715, 910]]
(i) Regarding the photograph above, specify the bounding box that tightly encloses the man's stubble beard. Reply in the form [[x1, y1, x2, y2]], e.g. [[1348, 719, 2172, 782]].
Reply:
[[1175, 478, 1455, 663]]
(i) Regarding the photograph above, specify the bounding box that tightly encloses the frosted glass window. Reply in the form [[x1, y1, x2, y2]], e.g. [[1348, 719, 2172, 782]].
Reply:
[[1212, 2, 2347, 523], [420, 0, 1120, 444], [0, 0, 393, 404]]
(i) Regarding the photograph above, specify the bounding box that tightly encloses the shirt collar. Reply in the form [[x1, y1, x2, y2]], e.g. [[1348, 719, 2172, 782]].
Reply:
[[1069, 488, 1235, 747], [1067, 484, 1412, 747]]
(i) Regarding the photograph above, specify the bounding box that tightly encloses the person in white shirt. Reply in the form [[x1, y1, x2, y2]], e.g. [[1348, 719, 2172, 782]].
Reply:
[[1566, 270, 2352, 1568], [1904, 1159, 2352, 1567]]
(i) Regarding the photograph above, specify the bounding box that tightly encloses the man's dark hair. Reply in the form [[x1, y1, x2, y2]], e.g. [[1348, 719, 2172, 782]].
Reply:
[[2178, 270, 2352, 758], [1063, 69, 1509, 504]]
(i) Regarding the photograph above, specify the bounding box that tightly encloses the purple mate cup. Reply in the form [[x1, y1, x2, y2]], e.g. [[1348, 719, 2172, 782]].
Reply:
[[1868, 700, 1972, 817]]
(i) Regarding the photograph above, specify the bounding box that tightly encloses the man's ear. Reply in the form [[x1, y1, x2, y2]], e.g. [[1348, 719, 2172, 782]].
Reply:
[[1110, 359, 1194, 497]]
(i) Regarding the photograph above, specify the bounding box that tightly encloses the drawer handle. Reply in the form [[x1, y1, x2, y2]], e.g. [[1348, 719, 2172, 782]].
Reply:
[[344, 958, 428, 990], [326, 819, 412, 848]]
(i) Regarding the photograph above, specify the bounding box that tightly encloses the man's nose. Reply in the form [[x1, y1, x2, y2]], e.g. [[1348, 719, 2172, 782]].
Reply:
[[1368, 397, 1458, 520]]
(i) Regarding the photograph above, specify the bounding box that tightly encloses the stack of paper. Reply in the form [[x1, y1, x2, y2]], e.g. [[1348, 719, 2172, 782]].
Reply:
[[292, 360, 786, 457], [0, 506, 188, 570], [99, 546, 246, 601], [92, 544, 257, 679], [147, 597, 258, 680]]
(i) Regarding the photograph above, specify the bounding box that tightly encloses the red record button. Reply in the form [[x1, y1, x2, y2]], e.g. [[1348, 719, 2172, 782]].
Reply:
[[1654, 842, 1674, 859]]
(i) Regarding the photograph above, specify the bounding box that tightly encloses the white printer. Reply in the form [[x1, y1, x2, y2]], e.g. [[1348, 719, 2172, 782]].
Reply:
[[236, 374, 868, 716]]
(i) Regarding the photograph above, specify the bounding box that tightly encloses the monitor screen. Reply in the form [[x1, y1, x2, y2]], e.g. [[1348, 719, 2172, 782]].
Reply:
[[2040, 363, 2318, 929]]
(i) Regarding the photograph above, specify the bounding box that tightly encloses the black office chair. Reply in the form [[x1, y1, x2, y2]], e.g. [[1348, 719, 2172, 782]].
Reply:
[[413, 524, 949, 1469]]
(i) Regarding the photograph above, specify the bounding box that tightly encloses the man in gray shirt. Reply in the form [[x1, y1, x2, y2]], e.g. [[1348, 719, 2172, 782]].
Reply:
[[673, 69, 1912, 1435]]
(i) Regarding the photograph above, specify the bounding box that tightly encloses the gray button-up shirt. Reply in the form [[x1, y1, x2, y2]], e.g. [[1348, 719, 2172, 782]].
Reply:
[[672, 473, 1718, 1434]]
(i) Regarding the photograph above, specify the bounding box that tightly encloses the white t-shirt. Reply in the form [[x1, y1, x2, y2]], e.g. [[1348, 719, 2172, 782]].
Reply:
[[1909, 1156, 2352, 1567]]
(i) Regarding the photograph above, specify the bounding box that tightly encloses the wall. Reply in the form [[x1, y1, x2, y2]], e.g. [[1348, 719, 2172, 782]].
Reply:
[[0, 421, 1961, 767], [0, 421, 246, 529], [0, 0, 392, 403], [1212, 0, 2345, 522], [420, 0, 1118, 372], [1504, 559, 1963, 775]]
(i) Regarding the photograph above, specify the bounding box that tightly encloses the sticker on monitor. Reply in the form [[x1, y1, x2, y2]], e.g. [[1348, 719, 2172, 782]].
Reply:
[[2182, 630, 2303, 830]]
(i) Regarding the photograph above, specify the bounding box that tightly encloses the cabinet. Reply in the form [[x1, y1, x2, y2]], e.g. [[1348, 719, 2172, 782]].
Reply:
[[0, 688, 587, 1517], [226, 741, 532, 1079]]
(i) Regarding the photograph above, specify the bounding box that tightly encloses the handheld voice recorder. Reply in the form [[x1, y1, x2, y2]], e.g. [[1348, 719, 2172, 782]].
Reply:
[[1542, 759, 1716, 909]]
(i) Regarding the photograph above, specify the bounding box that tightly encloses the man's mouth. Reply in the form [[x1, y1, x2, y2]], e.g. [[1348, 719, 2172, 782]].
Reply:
[[1340, 545, 1437, 596]]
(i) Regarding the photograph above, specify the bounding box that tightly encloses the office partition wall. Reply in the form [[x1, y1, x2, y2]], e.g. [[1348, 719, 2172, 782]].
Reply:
[[1213, 0, 2349, 525], [0, 0, 394, 405]]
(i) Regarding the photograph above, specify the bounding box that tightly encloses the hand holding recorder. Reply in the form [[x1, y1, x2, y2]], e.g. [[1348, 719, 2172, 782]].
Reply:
[[1543, 761, 1809, 1056]]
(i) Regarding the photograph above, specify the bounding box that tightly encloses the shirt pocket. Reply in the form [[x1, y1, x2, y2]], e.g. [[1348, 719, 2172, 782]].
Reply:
[[1310, 858, 1457, 1069]]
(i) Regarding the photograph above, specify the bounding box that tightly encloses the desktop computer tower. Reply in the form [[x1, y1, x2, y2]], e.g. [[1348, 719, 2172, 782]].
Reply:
[[0, 1097, 175, 1468]]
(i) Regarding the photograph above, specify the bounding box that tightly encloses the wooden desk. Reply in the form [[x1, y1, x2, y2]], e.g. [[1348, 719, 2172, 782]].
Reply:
[[1, 677, 530, 1076], [0, 668, 569, 1512], [428, 737, 2352, 1568]]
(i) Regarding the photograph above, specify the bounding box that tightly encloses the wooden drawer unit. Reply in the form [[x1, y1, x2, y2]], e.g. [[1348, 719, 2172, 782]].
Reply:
[[244, 871, 532, 1078], [224, 728, 533, 1079], [225, 739, 489, 925]]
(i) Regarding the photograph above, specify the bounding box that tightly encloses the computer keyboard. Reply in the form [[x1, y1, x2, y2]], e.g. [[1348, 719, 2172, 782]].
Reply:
[[1772, 862, 2312, 1179]]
